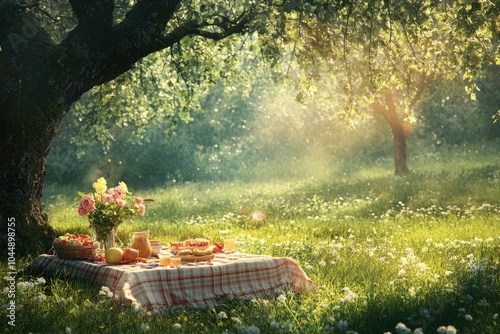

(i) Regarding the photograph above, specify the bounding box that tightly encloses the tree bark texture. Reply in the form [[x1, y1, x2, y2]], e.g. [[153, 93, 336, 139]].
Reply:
[[0, 0, 251, 257]]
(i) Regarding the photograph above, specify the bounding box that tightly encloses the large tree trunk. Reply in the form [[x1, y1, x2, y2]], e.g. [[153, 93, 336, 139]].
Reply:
[[0, 113, 61, 255]]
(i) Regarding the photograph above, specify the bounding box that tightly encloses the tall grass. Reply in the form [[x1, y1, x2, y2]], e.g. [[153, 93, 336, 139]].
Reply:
[[2, 144, 500, 333]]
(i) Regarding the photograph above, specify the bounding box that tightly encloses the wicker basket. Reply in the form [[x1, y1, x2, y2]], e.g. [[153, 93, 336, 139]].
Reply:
[[53, 244, 98, 260]]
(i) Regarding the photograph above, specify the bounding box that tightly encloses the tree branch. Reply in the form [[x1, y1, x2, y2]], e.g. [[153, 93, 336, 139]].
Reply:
[[408, 71, 428, 110], [68, 0, 114, 34]]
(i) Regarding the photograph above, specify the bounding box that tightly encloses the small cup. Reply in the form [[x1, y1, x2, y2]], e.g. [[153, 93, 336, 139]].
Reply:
[[223, 238, 236, 253], [170, 256, 181, 267], [159, 254, 170, 266], [150, 240, 162, 256]]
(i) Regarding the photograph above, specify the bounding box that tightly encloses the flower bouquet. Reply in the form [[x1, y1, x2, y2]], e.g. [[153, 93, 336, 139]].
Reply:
[[77, 177, 147, 251]]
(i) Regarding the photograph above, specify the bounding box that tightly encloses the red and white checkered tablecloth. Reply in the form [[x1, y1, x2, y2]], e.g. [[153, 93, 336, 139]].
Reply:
[[30, 253, 315, 310]]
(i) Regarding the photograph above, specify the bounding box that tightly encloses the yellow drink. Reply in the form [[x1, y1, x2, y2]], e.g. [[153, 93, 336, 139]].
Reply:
[[159, 256, 170, 266], [170, 256, 181, 267], [223, 238, 236, 252]]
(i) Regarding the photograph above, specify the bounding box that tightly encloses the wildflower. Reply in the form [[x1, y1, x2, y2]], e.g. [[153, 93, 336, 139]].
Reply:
[[319, 260, 326, 267], [65, 327, 72, 334], [34, 294, 47, 303], [99, 286, 114, 298], [437, 325, 457, 334], [277, 294, 286, 303], [413, 328, 424, 334], [395, 322, 411, 334], [140, 323, 150, 331], [465, 314, 473, 321], [59, 297, 73, 305], [217, 311, 228, 319], [173, 323, 181, 329], [17, 281, 34, 293], [444, 270, 453, 276], [35, 277, 46, 285]]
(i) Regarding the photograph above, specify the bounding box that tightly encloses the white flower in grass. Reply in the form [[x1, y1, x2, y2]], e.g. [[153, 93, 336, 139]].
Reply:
[[140, 323, 150, 331], [437, 325, 457, 334], [465, 314, 473, 321], [277, 294, 286, 303], [65, 327, 72, 334], [217, 311, 228, 319], [99, 286, 114, 298], [417, 263, 428, 272], [17, 281, 34, 293], [444, 270, 453, 277], [59, 297, 72, 305], [34, 294, 47, 303], [172, 323, 181, 329], [35, 277, 46, 285], [319, 260, 326, 267], [395, 322, 412, 334], [413, 328, 424, 334]]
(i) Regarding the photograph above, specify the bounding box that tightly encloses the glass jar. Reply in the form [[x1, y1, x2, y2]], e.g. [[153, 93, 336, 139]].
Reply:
[[131, 231, 152, 258]]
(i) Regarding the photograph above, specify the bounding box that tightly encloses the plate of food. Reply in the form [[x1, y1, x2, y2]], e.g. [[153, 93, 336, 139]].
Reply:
[[177, 248, 214, 262], [170, 239, 210, 254]]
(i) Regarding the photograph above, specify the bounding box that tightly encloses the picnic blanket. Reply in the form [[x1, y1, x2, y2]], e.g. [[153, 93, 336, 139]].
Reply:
[[29, 252, 315, 310]]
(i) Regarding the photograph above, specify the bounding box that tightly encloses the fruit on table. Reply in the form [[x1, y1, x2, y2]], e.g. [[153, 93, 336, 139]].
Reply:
[[122, 247, 139, 261], [105, 247, 123, 264], [53, 233, 95, 247]]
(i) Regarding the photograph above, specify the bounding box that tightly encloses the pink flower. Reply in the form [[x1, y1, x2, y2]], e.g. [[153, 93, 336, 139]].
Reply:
[[81, 195, 95, 209], [108, 187, 125, 200], [136, 203, 146, 216], [77, 205, 88, 216], [116, 199, 127, 207], [103, 193, 115, 203], [134, 197, 144, 205]]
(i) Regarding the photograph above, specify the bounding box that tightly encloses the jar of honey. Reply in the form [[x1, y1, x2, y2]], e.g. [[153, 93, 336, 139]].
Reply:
[[131, 231, 152, 258]]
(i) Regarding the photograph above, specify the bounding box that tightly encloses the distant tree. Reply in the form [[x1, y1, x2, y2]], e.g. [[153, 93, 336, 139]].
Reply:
[[275, 0, 499, 175]]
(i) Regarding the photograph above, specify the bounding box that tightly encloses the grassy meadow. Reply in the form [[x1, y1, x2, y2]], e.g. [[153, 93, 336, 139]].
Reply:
[[2, 144, 500, 334]]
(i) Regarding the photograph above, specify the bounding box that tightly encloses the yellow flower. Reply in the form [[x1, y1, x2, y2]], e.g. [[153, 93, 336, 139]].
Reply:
[[118, 181, 128, 193], [93, 177, 107, 193]]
